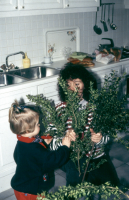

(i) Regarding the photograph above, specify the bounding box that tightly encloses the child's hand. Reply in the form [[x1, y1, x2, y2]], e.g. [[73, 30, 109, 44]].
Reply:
[[90, 128, 102, 143], [66, 129, 76, 141], [62, 136, 71, 148]]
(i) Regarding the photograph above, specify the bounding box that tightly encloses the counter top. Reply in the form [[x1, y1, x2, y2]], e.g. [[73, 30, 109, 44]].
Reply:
[[35, 58, 129, 72], [4, 56, 129, 72], [0, 58, 129, 93]]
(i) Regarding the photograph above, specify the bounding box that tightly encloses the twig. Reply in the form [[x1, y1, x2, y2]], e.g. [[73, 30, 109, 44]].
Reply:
[[82, 142, 95, 182], [106, 186, 129, 199], [77, 150, 81, 176], [71, 103, 77, 128]]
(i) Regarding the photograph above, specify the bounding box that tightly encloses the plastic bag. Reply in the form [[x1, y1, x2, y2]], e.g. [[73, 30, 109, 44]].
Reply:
[[96, 52, 115, 64]]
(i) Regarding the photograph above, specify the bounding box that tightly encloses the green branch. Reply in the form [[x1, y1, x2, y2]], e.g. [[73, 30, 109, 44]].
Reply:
[[36, 182, 129, 200]]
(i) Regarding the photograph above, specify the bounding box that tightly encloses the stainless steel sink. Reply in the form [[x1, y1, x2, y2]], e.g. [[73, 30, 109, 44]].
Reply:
[[8, 66, 59, 80], [0, 66, 59, 87], [0, 74, 28, 87]]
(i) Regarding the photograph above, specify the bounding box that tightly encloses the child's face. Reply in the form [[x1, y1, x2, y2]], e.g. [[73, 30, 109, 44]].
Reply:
[[67, 78, 84, 98]]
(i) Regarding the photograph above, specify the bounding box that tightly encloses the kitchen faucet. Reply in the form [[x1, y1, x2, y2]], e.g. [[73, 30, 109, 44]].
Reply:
[[6, 51, 25, 69]]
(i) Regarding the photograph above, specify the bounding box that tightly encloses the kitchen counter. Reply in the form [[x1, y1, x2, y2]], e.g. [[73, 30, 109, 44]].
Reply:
[[41, 58, 129, 72], [28, 57, 129, 74], [1, 57, 129, 94], [0, 58, 129, 94]]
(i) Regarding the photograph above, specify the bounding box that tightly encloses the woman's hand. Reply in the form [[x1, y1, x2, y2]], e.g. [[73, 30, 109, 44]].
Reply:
[[62, 136, 71, 148], [65, 129, 76, 141], [90, 128, 102, 143]]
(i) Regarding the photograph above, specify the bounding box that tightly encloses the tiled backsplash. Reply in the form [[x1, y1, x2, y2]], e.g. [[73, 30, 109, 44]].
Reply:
[[0, 0, 128, 68]]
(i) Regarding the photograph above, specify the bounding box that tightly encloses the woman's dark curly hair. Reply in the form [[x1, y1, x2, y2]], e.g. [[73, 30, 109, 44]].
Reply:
[[58, 62, 97, 101]]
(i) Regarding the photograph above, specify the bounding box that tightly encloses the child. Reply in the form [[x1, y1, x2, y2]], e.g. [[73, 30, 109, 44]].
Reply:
[[9, 100, 73, 200], [49, 63, 120, 199]]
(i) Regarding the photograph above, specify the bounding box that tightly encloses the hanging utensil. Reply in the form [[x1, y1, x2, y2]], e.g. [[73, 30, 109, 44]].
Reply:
[[107, 4, 110, 26], [110, 4, 117, 30], [93, 11, 102, 35], [100, 5, 104, 24], [103, 4, 108, 32]]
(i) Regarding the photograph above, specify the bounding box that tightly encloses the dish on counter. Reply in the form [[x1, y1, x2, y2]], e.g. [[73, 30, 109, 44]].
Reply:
[[0, 84, 6, 87], [67, 57, 95, 67], [41, 62, 53, 65]]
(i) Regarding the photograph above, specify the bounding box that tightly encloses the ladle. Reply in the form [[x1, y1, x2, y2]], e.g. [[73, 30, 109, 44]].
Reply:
[[100, 5, 104, 24], [103, 4, 108, 32], [107, 4, 110, 26], [93, 11, 102, 35], [110, 4, 117, 30]]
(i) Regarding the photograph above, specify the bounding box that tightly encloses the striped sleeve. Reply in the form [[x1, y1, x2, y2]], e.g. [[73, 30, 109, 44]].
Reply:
[[49, 137, 63, 150], [49, 102, 67, 151], [96, 135, 110, 145], [84, 109, 110, 145]]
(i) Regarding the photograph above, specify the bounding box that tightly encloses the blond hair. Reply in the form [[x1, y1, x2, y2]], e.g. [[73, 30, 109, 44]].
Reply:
[[9, 100, 39, 135]]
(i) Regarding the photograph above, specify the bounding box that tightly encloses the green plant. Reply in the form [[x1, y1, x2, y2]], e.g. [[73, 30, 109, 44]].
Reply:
[[90, 71, 129, 137], [27, 71, 129, 200], [36, 182, 129, 200]]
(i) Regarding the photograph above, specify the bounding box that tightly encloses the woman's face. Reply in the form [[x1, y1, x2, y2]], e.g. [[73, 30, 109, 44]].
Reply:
[[67, 78, 84, 98]]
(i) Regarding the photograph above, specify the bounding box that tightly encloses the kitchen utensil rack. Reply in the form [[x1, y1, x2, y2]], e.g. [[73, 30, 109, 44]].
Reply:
[[100, 3, 115, 6]]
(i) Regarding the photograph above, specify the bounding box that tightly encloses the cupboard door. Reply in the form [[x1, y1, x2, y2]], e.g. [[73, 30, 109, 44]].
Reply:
[[38, 82, 59, 104], [0, 110, 17, 192], [122, 64, 129, 109], [92, 65, 122, 90], [122, 64, 129, 97], [0, 0, 17, 11], [124, 0, 129, 9], [0, 85, 38, 192], [0, 86, 37, 110], [63, 0, 100, 8], [37, 78, 60, 105], [18, 0, 63, 10]]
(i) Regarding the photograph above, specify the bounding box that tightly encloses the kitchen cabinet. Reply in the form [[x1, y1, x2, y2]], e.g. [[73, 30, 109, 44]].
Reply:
[[122, 64, 128, 96], [18, 0, 63, 10], [0, 0, 62, 11], [38, 78, 60, 104], [90, 64, 122, 91], [92, 62, 129, 109], [124, 0, 129, 9], [122, 64, 129, 109], [0, 85, 37, 192], [63, 0, 100, 9], [0, 112, 17, 192], [123, 64, 129, 78], [0, 0, 17, 11], [0, 0, 99, 18], [0, 86, 37, 110]]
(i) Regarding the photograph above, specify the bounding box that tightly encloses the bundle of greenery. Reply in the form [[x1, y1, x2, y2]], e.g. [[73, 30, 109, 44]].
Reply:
[[27, 71, 129, 200]]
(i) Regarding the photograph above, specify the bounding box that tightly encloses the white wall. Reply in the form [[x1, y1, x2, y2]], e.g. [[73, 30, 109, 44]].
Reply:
[[0, 0, 128, 68]]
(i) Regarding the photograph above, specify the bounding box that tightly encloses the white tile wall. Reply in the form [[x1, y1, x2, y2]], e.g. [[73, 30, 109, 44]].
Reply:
[[0, 0, 128, 68]]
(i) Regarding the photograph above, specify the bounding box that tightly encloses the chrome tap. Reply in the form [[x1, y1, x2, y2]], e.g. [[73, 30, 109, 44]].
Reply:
[[6, 51, 25, 69]]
